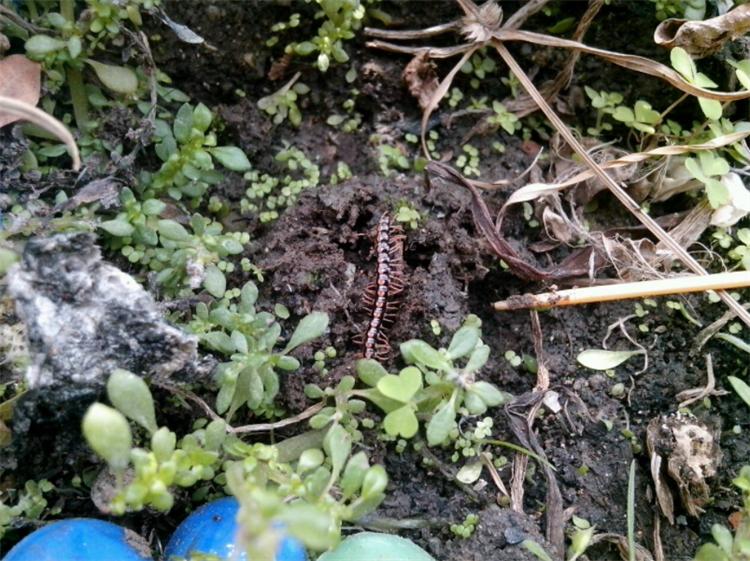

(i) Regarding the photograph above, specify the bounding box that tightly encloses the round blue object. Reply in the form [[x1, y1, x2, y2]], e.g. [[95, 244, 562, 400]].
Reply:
[[2, 519, 152, 561], [164, 497, 307, 561]]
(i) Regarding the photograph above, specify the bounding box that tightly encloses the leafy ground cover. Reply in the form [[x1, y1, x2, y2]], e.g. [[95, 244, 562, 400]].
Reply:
[[3, 1, 750, 560]]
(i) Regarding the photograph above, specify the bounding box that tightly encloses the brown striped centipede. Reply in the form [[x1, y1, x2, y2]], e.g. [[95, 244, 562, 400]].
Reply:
[[354, 212, 405, 361]]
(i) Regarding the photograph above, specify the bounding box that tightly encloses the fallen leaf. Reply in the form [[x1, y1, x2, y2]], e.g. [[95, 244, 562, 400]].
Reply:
[[576, 349, 641, 370], [0, 54, 41, 128], [402, 51, 440, 111], [654, 5, 750, 58]]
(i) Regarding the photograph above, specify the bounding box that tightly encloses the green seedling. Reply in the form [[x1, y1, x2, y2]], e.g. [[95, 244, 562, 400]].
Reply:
[[356, 316, 512, 446], [188, 282, 329, 420], [144, 103, 251, 201], [394, 203, 421, 230], [584, 86, 623, 135], [612, 100, 661, 134], [693, 466, 750, 560], [0, 480, 56, 540], [670, 47, 722, 121], [101, 195, 248, 297], [488, 101, 520, 135], [257, 74, 310, 126], [82, 369, 227, 513], [684, 150, 731, 208], [242, 144, 320, 222], [281, 0, 368, 72]]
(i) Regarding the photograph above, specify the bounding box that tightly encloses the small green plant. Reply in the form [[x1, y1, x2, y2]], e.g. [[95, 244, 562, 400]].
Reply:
[[82, 369, 226, 514], [101, 196, 249, 297], [487, 101, 520, 135], [329, 161, 353, 185], [0, 480, 56, 539], [355, 316, 512, 446], [82, 369, 387, 561], [693, 465, 750, 561], [584, 87, 623, 136], [670, 47, 722, 121], [187, 282, 329, 420], [143, 103, 251, 201], [241, 144, 320, 222], [684, 150, 731, 208], [277, 0, 375, 72], [456, 144, 480, 177], [19, 0, 154, 130], [461, 49, 496, 89], [376, 143, 410, 177], [226, 423, 388, 560], [651, 0, 705, 21], [326, 91, 362, 133], [567, 516, 595, 561], [394, 203, 421, 230], [257, 74, 310, 126], [727, 229, 750, 270], [612, 100, 661, 134], [450, 513, 479, 538]]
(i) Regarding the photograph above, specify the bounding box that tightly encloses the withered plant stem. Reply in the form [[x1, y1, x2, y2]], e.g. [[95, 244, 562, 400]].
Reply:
[[493, 270, 750, 311]]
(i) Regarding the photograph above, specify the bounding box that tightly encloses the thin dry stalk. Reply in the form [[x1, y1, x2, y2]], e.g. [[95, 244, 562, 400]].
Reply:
[[231, 402, 324, 434], [676, 353, 728, 408], [480, 451, 509, 498], [696, 302, 750, 348], [493, 270, 750, 311]]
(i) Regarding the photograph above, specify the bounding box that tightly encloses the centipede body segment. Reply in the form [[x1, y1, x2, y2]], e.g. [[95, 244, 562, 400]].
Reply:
[[357, 213, 405, 360]]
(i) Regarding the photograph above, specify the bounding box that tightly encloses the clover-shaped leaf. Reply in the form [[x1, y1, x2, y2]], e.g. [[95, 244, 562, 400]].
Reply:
[[634, 101, 660, 126], [383, 405, 419, 438], [376, 367, 422, 403]]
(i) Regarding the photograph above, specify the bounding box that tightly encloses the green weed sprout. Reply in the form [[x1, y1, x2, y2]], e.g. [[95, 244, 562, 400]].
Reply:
[[670, 47, 722, 121], [583, 87, 623, 136], [729, 229, 750, 270], [0, 480, 56, 540], [355, 316, 511, 446], [188, 282, 329, 421], [241, 144, 320, 222], [694, 465, 750, 561], [20, 0, 154, 130], [612, 100, 661, 134], [226, 423, 388, 561], [258, 75, 310, 126], [82, 369, 226, 514], [100, 194, 248, 297], [394, 203, 421, 231], [145, 103, 251, 201], [284, 0, 367, 72], [488, 101, 520, 135]]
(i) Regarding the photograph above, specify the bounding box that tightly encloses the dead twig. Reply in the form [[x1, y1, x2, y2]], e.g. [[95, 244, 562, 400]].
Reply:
[[676, 353, 728, 408], [493, 270, 750, 311], [231, 401, 325, 434]]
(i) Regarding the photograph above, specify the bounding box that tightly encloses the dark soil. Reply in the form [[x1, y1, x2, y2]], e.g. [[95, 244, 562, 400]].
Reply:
[[2, 2, 749, 561]]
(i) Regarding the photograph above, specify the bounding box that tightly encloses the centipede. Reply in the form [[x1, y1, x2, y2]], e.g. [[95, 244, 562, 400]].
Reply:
[[355, 212, 405, 361]]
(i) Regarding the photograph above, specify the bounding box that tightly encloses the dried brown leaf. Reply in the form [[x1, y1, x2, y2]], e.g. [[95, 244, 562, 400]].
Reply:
[[0, 54, 41, 128], [654, 5, 750, 57], [402, 52, 440, 111]]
